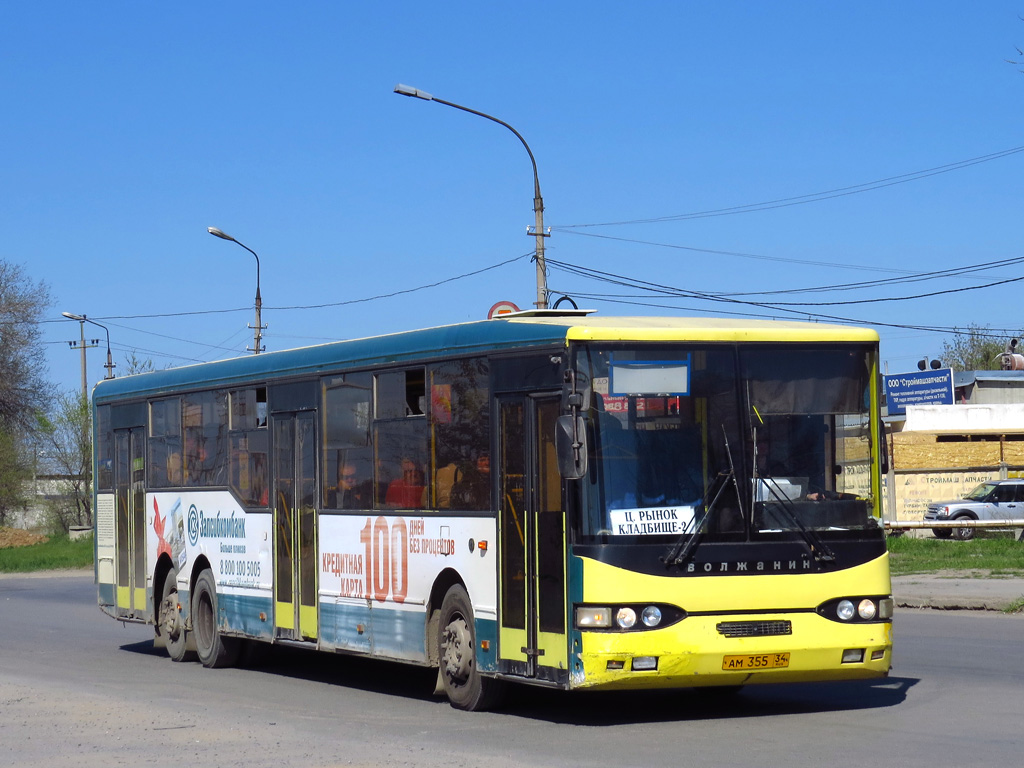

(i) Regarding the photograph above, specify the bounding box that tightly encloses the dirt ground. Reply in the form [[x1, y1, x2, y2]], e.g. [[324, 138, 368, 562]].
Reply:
[[0, 527, 48, 548]]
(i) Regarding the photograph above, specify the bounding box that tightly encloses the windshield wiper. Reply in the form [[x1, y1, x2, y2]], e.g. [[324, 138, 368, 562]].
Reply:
[[664, 468, 732, 567], [758, 478, 837, 564], [664, 427, 743, 567]]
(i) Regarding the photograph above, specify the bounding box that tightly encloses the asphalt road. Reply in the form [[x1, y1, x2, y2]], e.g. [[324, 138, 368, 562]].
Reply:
[[1, 572, 1021, 768]]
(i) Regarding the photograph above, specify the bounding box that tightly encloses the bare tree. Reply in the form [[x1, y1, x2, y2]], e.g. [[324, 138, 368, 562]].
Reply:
[[0, 261, 51, 524], [122, 350, 156, 375], [37, 391, 92, 532]]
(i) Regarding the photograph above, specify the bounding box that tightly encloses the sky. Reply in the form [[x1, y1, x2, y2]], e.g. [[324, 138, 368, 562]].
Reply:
[[3, 2, 1024, 395]]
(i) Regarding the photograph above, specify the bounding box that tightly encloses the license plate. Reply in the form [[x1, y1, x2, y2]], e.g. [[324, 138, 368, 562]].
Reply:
[[722, 652, 790, 671]]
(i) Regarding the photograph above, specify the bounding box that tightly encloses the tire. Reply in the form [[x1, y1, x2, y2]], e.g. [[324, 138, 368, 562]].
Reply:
[[437, 585, 505, 711], [192, 569, 241, 669], [952, 516, 975, 542], [933, 528, 953, 540], [157, 567, 193, 662]]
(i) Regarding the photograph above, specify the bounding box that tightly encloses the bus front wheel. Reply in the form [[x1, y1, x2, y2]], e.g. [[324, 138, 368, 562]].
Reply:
[[192, 569, 241, 669], [157, 567, 193, 662], [437, 585, 505, 711]]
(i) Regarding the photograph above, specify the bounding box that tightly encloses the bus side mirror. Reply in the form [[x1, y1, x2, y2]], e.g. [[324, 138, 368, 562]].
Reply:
[[555, 414, 588, 480]]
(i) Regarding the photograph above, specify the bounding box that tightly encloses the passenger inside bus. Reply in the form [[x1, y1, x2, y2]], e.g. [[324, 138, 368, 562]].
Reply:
[[326, 460, 370, 509], [385, 457, 426, 508], [450, 453, 491, 510]]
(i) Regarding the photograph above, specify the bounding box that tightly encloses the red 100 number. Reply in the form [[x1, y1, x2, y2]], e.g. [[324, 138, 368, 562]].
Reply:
[[359, 516, 408, 604]]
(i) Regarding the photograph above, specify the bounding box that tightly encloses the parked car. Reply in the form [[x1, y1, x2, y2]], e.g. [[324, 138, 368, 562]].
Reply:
[[924, 479, 1024, 541]]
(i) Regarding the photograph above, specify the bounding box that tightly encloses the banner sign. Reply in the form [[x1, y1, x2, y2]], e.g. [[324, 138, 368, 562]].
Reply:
[[884, 368, 954, 415]]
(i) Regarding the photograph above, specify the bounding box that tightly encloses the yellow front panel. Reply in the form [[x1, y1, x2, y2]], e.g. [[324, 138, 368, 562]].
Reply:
[[583, 552, 891, 612], [571, 554, 892, 691], [116, 585, 130, 609]]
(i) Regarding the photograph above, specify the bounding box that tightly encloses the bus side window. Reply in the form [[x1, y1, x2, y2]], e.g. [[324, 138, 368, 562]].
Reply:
[[230, 388, 268, 507], [149, 397, 182, 488], [429, 358, 490, 511], [182, 391, 228, 487], [323, 373, 373, 509]]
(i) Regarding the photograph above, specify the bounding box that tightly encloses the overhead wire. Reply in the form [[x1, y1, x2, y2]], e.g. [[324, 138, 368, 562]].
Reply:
[[553, 144, 1024, 229]]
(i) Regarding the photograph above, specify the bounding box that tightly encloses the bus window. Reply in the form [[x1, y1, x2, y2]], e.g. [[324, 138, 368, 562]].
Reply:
[[323, 373, 373, 509], [230, 388, 268, 507], [376, 368, 425, 418], [182, 391, 228, 487], [428, 358, 490, 510], [96, 404, 113, 491], [148, 397, 182, 488]]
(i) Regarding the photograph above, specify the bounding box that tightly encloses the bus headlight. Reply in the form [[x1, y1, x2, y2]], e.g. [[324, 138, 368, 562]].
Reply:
[[641, 606, 662, 628], [857, 599, 877, 620], [575, 603, 685, 631], [616, 607, 637, 629], [837, 600, 856, 621], [817, 596, 892, 623]]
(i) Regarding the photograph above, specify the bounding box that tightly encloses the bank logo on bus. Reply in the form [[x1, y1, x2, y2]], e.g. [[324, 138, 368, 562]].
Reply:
[[188, 504, 200, 546]]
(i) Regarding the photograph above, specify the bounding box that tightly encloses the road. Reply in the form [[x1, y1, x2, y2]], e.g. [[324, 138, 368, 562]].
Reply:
[[1, 572, 1020, 768]]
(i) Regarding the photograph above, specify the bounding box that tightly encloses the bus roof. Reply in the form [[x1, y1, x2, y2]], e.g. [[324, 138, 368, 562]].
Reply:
[[92, 314, 878, 404]]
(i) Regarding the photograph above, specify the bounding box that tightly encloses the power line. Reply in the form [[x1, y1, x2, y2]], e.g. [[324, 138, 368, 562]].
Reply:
[[554, 144, 1024, 229]]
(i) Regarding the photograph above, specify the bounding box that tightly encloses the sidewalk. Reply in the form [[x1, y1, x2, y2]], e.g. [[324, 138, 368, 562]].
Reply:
[[892, 571, 1024, 612]]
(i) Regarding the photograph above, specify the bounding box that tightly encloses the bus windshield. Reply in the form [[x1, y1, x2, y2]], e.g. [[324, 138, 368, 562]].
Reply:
[[575, 343, 877, 542]]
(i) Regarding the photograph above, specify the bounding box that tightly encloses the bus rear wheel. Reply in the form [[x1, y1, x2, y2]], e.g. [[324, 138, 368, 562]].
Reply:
[[437, 585, 505, 711], [192, 569, 241, 669], [157, 567, 193, 662]]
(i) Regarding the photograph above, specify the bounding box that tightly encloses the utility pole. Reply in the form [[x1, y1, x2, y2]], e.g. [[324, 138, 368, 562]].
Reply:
[[66, 320, 99, 400]]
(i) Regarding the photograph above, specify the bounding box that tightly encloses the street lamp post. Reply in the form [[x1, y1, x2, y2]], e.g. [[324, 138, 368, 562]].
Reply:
[[394, 84, 549, 310], [62, 312, 115, 392], [208, 227, 265, 354]]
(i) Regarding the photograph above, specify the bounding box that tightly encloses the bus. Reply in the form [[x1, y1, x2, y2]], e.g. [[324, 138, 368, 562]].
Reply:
[[93, 311, 893, 711]]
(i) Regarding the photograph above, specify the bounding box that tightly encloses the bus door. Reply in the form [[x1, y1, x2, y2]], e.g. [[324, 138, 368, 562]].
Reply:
[[271, 408, 318, 641], [497, 395, 568, 681], [114, 424, 146, 617]]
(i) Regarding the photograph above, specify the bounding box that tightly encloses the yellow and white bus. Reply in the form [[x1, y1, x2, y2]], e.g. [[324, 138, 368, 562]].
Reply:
[[93, 312, 892, 710]]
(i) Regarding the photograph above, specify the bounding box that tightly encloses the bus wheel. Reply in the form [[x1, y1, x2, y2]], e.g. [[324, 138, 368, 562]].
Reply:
[[157, 567, 193, 662], [438, 585, 505, 711], [192, 569, 240, 669]]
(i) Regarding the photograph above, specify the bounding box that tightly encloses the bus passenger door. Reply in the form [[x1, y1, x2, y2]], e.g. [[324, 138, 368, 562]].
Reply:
[[114, 426, 146, 617], [272, 410, 318, 641], [497, 395, 568, 681]]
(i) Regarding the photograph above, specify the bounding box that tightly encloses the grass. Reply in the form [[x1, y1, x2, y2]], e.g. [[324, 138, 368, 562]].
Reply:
[[0, 534, 94, 573], [886, 532, 1024, 577]]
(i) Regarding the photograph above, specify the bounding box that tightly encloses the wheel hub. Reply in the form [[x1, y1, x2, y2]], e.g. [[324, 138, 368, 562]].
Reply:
[[159, 594, 182, 641], [442, 618, 473, 682]]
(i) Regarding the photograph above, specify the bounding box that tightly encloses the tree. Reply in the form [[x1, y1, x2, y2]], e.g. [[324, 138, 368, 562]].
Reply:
[[0, 262, 51, 429], [0, 429, 30, 527], [0, 261, 51, 524], [123, 350, 156, 375], [940, 324, 1013, 372], [37, 391, 92, 532]]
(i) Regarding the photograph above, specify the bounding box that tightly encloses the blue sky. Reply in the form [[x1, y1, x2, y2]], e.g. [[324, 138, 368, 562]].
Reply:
[[4, 2, 1024, 393]]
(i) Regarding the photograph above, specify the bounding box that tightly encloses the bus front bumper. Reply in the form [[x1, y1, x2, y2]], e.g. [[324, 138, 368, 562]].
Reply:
[[570, 611, 893, 690]]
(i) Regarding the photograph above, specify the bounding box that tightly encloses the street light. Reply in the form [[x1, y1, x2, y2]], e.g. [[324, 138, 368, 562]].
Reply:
[[61, 312, 115, 390], [207, 227, 265, 354], [394, 84, 550, 310]]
